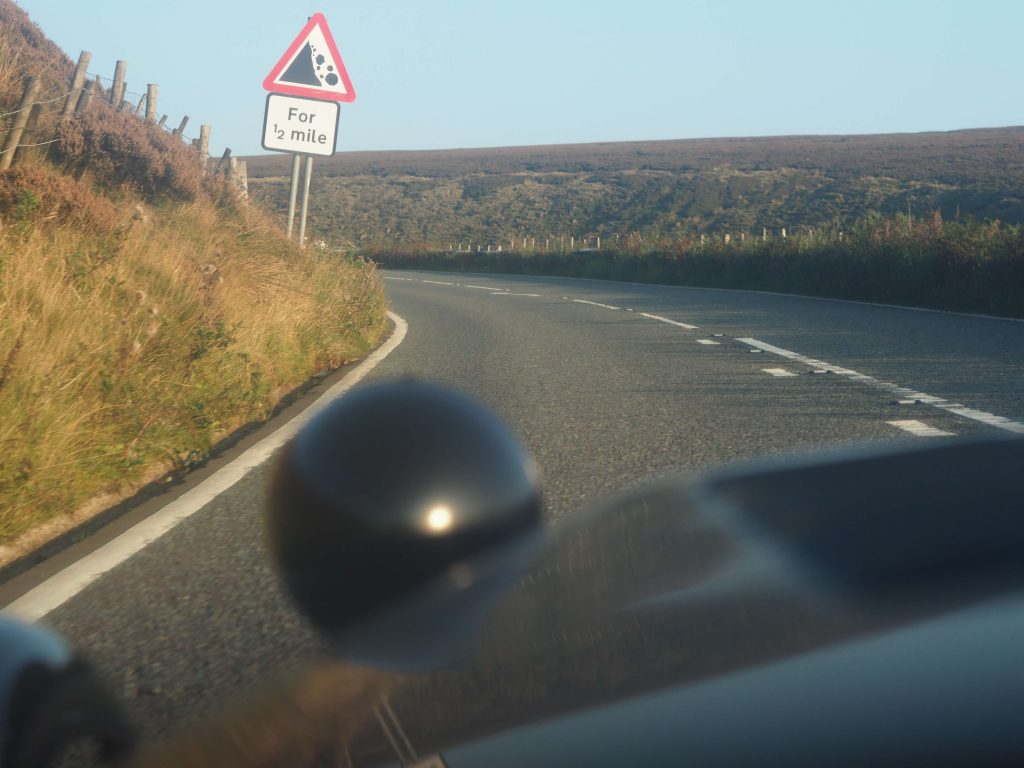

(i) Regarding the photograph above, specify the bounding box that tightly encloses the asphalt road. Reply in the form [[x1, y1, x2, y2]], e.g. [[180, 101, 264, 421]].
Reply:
[[3, 271, 1023, 756]]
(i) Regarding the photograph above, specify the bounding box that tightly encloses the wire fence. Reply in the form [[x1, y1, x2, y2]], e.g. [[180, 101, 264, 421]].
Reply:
[[0, 137, 58, 158], [0, 50, 247, 194], [438, 227, 850, 255], [0, 89, 72, 122]]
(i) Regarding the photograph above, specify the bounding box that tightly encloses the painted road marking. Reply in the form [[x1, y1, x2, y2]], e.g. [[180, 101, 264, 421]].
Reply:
[[572, 299, 620, 310], [5, 313, 411, 621], [763, 368, 798, 377], [697, 339, 721, 346], [422, 280, 455, 286], [464, 284, 506, 291], [888, 420, 957, 438], [382, 276, 415, 282], [738, 337, 1024, 435], [493, 293, 541, 297], [638, 312, 699, 330]]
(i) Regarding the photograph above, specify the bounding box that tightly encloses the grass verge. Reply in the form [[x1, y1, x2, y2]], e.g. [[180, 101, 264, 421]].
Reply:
[[0, 165, 386, 551], [368, 213, 1024, 318]]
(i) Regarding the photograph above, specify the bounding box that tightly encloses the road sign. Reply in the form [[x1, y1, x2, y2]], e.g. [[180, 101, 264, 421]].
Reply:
[[262, 94, 340, 157], [263, 13, 355, 102]]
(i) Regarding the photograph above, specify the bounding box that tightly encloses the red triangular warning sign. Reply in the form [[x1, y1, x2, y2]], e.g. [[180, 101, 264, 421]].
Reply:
[[263, 13, 355, 102]]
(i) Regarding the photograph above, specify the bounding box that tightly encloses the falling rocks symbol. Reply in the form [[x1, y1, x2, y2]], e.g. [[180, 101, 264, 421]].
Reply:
[[280, 42, 339, 88]]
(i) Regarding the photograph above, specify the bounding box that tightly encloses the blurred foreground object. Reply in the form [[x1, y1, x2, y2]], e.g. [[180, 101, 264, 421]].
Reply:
[[268, 380, 544, 670], [0, 617, 133, 768]]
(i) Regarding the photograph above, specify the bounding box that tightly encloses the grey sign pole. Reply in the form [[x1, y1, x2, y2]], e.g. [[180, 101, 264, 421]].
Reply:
[[298, 155, 314, 247], [286, 154, 301, 240], [263, 12, 354, 243]]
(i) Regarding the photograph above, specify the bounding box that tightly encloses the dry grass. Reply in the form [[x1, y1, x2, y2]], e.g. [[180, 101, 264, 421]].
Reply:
[[0, 161, 387, 547], [373, 212, 1024, 318], [0, 0, 387, 551]]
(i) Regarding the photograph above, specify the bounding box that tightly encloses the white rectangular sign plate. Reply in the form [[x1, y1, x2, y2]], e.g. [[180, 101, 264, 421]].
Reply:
[[262, 93, 340, 157]]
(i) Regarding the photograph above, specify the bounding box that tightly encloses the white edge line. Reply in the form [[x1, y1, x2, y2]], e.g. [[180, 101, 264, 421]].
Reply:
[[737, 337, 1024, 435], [5, 312, 410, 622]]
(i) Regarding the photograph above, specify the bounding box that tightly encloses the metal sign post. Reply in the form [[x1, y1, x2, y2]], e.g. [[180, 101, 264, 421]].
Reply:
[[286, 154, 301, 239], [298, 156, 314, 246], [261, 12, 356, 244]]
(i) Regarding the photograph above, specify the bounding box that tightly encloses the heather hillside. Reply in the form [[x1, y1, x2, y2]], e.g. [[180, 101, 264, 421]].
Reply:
[[0, 1, 387, 554], [245, 128, 1024, 247]]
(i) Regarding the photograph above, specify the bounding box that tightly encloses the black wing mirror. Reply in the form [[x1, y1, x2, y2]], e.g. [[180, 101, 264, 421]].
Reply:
[[267, 380, 544, 670]]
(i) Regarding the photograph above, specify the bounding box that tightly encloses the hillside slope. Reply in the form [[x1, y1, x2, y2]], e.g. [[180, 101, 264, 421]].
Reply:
[[0, 1, 387, 555], [244, 128, 1024, 246]]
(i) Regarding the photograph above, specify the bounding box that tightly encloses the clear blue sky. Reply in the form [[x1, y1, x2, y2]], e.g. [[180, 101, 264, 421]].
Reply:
[[14, 0, 1023, 156]]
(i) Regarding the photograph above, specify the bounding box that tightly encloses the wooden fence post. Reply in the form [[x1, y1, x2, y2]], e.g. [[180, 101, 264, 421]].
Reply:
[[62, 50, 92, 117], [12, 104, 41, 167], [157, 115, 167, 129], [172, 116, 189, 137], [1, 77, 41, 171], [219, 147, 232, 171], [198, 125, 211, 171], [134, 93, 146, 116], [111, 61, 127, 106], [75, 79, 97, 114], [145, 84, 158, 122], [235, 159, 248, 197]]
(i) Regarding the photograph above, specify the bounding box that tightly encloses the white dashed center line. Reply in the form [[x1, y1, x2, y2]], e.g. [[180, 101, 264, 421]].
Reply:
[[738, 337, 1024, 435], [888, 420, 957, 438], [638, 312, 699, 330], [383, 278, 1021, 437], [572, 299, 621, 310]]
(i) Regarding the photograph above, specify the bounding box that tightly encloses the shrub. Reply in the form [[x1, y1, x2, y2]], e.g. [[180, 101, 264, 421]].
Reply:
[[368, 214, 1024, 318], [54, 107, 206, 202], [0, 163, 121, 233]]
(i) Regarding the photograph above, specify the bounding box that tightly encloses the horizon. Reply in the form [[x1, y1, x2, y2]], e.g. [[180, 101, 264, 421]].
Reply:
[[13, 0, 1023, 158], [236, 123, 1023, 159]]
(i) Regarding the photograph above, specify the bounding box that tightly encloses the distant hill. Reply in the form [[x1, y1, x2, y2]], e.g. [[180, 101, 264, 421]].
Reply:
[[244, 128, 1024, 246]]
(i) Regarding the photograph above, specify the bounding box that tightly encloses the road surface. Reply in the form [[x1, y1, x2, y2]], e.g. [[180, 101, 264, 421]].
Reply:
[[2, 271, 1023, 756]]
